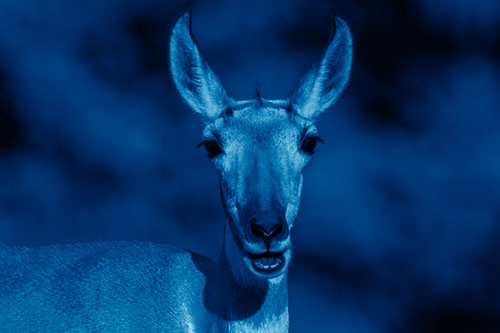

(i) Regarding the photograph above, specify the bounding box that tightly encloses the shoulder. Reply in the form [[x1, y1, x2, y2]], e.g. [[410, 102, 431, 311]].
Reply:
[[0, 241, 217, 278]]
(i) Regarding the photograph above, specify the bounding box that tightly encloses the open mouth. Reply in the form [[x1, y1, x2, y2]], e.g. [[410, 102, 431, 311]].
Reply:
[[249, 252, 285, 274]]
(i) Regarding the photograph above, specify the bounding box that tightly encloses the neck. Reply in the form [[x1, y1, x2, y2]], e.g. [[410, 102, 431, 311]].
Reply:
[[210, 223, 289, 331]]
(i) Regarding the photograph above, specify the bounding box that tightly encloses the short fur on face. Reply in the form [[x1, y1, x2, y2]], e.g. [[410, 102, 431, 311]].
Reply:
[[170, 12, 352, 280]]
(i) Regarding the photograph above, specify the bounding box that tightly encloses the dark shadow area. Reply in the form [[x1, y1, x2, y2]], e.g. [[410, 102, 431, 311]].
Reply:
[[191, 250, 269, 321]]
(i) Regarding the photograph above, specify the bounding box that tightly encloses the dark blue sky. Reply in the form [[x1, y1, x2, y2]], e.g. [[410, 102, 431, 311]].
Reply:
[[1, 0, 499, 331]]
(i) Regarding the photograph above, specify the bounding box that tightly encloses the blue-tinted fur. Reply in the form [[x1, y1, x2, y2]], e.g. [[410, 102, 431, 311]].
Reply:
[[0, 12, 352, 332]]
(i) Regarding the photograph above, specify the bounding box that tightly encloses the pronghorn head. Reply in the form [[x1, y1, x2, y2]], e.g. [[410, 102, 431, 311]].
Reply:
[[170, 13, 352, 281]]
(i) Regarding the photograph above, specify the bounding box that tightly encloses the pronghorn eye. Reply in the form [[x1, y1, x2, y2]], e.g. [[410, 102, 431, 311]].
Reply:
[[199, 140, 223, 158], [300, 136, 322, 154]]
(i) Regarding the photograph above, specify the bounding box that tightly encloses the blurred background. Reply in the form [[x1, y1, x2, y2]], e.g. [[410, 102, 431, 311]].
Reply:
[[1, 0, 499, 331]]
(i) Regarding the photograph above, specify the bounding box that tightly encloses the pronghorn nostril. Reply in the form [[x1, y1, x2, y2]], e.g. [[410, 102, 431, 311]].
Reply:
[[249, 218, 286, 243], [251, 223, 268, 239], [268, 223, 283, 238]]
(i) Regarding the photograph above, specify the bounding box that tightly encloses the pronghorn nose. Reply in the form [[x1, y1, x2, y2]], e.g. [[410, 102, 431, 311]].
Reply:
[[248, 217, 288, 247]]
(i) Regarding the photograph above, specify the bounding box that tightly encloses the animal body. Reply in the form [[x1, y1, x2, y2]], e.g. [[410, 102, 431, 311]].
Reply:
[[0, 12, 352, 332]]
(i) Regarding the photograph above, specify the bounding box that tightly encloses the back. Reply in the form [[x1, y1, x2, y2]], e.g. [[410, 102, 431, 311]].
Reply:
[[0, 242, 217, 332]]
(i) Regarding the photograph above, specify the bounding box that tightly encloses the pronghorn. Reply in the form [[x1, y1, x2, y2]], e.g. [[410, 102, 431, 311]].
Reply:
[[0, 12, 352, 332]]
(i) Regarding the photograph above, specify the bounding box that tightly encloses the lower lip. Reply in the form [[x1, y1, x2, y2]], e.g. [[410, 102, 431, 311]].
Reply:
[[249, 252, 285, 274]]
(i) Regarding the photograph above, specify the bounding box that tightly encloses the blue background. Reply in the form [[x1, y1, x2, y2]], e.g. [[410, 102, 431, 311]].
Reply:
[[1, 0, 499, 331]]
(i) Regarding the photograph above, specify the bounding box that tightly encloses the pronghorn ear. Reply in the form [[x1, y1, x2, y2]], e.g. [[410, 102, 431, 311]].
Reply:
[[170, 12, 229, 120], [291, 17, 353, 119]]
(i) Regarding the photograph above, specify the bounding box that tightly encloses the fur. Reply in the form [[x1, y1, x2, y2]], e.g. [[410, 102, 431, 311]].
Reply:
[[0, 11, 353, 332]]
